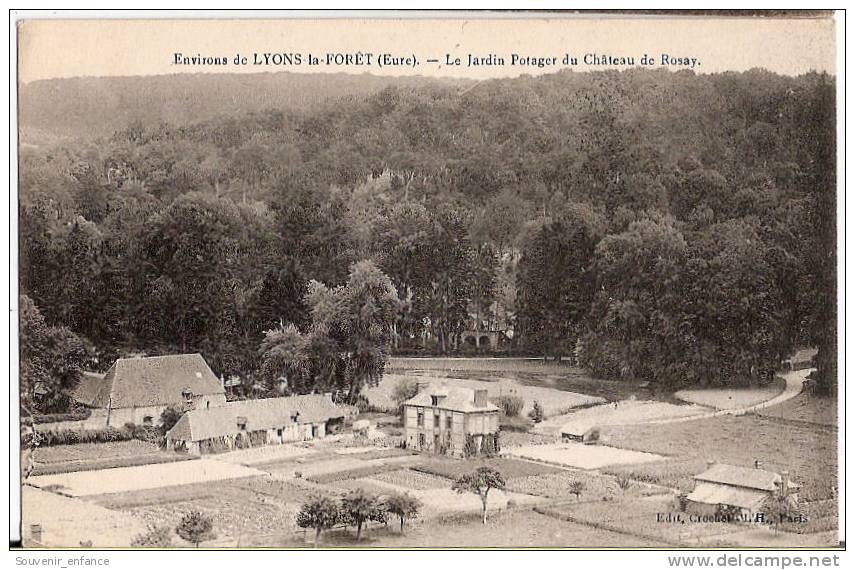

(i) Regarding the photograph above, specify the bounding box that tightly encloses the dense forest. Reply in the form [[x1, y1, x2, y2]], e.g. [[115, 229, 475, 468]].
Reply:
[[18, 67, 837, 412]]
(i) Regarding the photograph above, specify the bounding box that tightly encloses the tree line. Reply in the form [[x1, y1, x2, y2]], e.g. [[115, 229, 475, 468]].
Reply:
[[19, 67, 837, 412]]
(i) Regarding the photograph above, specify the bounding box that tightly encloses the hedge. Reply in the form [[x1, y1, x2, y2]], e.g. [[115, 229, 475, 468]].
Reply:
[[36, 426, 135, 446]]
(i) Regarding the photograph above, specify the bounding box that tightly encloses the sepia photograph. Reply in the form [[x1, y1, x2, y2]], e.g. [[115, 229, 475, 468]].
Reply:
[[8, 10, 843, 554]]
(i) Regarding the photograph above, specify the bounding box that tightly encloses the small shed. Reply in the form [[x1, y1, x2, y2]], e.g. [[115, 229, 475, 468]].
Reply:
[[685, 462, 800, 518]]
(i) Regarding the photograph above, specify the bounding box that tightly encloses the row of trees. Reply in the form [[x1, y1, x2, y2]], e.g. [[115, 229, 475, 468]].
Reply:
[[19, 67, 837, 406], [297, 490, 421, 544]]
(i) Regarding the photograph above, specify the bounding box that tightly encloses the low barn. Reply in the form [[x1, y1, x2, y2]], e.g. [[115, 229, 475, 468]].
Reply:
[[403, 382, 500, 457], [73, 354, 227, 427], [165, 393, 349, 454], [686, 462, 800, 518]]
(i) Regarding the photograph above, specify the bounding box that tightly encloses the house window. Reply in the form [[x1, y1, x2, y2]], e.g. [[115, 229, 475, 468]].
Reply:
[[142, 416, 153, 426], [434, 412, 440, 427], [431, 395, 439, 406], [446, 414, 453, 430], [418, 433, 426, 449], [277, 428, 283, 437], [417, 410, 424, 427]]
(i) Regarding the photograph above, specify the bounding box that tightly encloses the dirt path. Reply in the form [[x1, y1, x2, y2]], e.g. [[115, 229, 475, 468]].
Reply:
[[647, 368, 811, 425]]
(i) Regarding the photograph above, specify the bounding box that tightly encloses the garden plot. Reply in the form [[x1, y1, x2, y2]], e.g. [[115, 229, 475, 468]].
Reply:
[[505, 442, 665, 470], [410, 487, 544, 516], [413, 457, 564, 480], [372, 468, 450, 490], [547, 400, 709, 437], [89, 475, 311, 543], [23, 486, 147, 547], [538, 495, 742, 546], [27, 458, 263, 497]]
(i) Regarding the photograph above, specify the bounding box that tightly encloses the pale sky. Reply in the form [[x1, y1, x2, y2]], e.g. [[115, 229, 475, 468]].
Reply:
[[18, 17, 836, 84]]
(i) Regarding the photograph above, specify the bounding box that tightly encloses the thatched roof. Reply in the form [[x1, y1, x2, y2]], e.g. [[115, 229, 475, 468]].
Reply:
[[166, 394, 348, 442], [73, 354, 224, 409]]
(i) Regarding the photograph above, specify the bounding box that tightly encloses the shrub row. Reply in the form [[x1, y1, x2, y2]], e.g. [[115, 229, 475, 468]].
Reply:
[[36, 426, 135, 446]]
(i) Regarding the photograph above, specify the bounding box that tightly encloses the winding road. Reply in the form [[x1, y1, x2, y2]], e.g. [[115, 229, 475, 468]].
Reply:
[[647, 368, 811, 425]]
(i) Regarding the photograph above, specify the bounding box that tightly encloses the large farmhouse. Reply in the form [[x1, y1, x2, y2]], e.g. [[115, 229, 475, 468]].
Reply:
[[403, 382, 500, 457], [686, 462, 800, 517], [165, 393, 350, 455], [73, 354, 227, 427]]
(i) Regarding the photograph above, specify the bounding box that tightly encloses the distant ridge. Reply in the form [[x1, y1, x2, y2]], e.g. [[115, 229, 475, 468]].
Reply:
[[19, 71, 473, 141]]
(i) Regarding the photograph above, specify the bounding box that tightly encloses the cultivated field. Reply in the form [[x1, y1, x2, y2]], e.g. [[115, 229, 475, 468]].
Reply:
[[600, 414, 837, 502], [88, 475, 316, 545], [412, 456, 564, 480], [31, 439, 196, 475], [27, 458, 264, 497], [506, 442, 666, 470], [22, 359, 837, 548]]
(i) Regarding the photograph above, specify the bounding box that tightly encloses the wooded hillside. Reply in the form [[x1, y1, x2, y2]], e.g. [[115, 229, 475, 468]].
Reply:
[[18, 68, 837, 411]]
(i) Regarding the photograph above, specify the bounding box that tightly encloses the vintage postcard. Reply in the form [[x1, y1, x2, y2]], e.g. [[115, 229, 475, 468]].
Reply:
[[9, 10, 843, 554]]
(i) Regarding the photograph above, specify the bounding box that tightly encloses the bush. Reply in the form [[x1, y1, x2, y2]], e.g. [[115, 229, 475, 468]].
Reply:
[[159, 405, 185, 434], [528, 401, 545, 423], [492, 395, 524, 417], [392, 378, 420, 413], [175, 511, 216, 547], [131, 525, 172, 547]]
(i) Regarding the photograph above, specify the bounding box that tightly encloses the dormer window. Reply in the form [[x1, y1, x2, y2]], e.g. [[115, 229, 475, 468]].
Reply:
[[431, 396, 439, 406], [182, 388, 193, 404], [236, 416, 247, 430]]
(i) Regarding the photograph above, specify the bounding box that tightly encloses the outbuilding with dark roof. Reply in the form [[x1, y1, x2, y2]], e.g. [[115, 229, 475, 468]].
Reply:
[[165, 393, 351, 454], [72, 354, 227, 428]]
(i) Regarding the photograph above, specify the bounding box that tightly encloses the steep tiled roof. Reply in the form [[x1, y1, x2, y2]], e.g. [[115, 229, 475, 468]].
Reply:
[[404, 382, 499, 413], [167, 394, 348, 442], [73, 354, 224, 409], [694, 463, 798, 492]]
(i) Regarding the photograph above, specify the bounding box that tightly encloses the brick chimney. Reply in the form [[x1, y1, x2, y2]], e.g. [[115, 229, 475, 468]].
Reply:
[[474, 389, 489, 408]]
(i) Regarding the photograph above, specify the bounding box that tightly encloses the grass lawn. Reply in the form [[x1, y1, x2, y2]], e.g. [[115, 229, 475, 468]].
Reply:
[[388, 358, 672, 403], [600, 415, 837, 502], [758, 392, 838, 427], [674, 377, 786, 410]]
